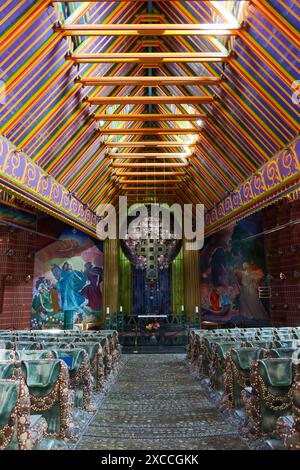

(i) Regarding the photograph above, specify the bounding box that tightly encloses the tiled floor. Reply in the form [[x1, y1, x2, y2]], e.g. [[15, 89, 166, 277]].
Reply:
[[75, 354, 249, 450]]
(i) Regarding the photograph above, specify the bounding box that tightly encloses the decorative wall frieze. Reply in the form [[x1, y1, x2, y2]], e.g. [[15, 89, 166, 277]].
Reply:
[[0, 135, 97, 237], [205, 137, 300, 236]]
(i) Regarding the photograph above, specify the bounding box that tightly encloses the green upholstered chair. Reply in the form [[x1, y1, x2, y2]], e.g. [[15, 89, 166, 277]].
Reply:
[[242, 358, 299, 437], [16, 350, 54, 361], [16, 334, 34, 342], [209, 341, 242, 390], [50, 349, 92, 410], [36, 336, 59, 343], [275, 332, 295, 342], [273, 340, 296, 349], [15, 342, 41, 351], [224, 348, 265, 409], [269, 348, 300, 359], [199, 336, 232, 377], [246, 340, 274, 349], [190, 333, 201, 371], [0, 361, 15, 380], [0, 350, 16, 361], [55, 336, 86, 344], [40, 341, 71, 350], [293, 329, 300, 340], [277, 377, 300, 450], [21, 359, 71, 439], [0, 341, 14, 350], [68, 342, 104, 391], [186, 329, 195, 361], [258, 328, 274, 334], [0, 379, 47, 450], [83, 337, 113, 377]]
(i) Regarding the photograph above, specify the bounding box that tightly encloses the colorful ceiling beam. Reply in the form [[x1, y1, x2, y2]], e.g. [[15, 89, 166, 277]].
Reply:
[[76, 76, 225, 86], [93, 114, 207, 121], [105, 142, 188, 148], [56, 22, 241, 36], [67, 51, 231, 64], [112, 162, 189, 168], [108, 152, 190, 158], [99, 128, 201, 135], [85, 96, 215, 105]]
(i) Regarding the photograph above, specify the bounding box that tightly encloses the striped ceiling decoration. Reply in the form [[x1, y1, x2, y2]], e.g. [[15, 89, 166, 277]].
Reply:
[[0, 0, 299, 231]]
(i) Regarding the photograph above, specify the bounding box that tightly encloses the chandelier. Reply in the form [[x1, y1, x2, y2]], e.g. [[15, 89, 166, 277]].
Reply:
[[120, 206, 182, 275]]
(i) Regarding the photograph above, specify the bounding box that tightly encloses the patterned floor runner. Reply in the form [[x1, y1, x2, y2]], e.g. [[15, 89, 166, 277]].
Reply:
[[75, 354, 249, 450]]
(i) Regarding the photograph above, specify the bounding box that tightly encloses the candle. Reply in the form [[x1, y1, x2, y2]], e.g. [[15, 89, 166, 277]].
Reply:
[[120, 306, 123, 312], [195, 306, 199, 313], [181, 305, 184, 312], [106, 307, 110, 314]]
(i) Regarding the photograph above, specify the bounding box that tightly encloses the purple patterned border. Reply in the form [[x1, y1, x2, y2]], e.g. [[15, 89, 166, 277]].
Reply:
[[0, 135, 97, 235], [205, 138, 300, 234]]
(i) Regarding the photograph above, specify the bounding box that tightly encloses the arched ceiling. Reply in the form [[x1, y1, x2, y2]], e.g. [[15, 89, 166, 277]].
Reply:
[[0, 0, 299, 228]]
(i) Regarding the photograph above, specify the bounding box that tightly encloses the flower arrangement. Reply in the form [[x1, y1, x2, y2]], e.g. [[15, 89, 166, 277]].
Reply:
[[146, 321, 160, 332]]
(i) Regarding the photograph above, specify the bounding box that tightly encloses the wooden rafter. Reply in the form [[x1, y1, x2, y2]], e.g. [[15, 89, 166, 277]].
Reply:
[[93, 114, 207, 121], [76, 76, 225, 87]]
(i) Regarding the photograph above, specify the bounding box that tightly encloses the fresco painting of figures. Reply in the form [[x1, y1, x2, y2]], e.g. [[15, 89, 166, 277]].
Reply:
[[201, 213, 271, 325], [31, 228, 103, 329]]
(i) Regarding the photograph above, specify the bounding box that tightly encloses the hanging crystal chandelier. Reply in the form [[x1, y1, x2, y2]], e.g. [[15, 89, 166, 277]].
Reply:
[[120, 205, 182, 274]]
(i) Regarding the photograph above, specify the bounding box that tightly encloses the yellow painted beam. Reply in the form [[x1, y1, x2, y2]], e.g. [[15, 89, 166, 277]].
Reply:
[[100, 128, 201, 135], [93, 113, 207, 121], [67, 52, 231, 64], [77, 76, 224, 87], [112, 162, 189, 168], [85, 96, 215, 105]]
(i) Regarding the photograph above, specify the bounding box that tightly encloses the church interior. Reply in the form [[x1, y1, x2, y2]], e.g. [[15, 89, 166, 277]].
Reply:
[[0, 0, 299, 452]]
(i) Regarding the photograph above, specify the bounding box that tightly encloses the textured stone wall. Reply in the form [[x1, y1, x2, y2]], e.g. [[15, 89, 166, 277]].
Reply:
[[0, 226, 36, 329], [263, 198, 300, 326]]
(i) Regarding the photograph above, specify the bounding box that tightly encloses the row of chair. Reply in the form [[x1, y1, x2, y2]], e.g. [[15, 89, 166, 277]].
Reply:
[[0, 329, 122, 450], [187, 327, 300, 449]]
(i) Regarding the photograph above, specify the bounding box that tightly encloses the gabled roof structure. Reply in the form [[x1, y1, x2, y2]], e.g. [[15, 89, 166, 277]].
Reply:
[[0, 0, 299, 236]]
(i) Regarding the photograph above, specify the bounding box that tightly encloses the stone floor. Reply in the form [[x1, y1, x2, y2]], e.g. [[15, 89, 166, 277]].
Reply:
[[75, 354, 250, 450]]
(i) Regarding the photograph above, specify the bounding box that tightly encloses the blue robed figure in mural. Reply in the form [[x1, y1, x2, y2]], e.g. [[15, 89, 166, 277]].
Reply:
[[52, 262, 89, 329]]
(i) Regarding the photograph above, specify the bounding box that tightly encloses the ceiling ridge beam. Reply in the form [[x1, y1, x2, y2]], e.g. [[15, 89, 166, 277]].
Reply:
[[76, 76, 225, 86], [85, 96, 216, 105]]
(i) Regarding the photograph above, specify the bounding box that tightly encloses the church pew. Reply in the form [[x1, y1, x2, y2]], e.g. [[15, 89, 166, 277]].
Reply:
[[0, 349, 16, 361], [245, 341, 274, 349], [275, 331, 296, 342], [81, 337, 114, 375], [209, 341, 243, 390], [0, 341, 14, 350], [49, 349, 92, 411], [273, 339, 296, 349], [40, 341, 73, 349], [14, 342, 42, 351], [67, 342, 105, 391], [0, 361, 16, 380], [16, 350, 55, 361], [0, 379, 47, 450], [269, 348, 299, 359], [242, 358, 300, 437], [224, 348, 266, 409], [20, 359, 72, 439], [277, 378, 300, 450]]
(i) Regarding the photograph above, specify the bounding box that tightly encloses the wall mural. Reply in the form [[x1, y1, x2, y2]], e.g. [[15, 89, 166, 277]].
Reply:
[[31, 228, 103, 329], [201, 213, 271, 325]]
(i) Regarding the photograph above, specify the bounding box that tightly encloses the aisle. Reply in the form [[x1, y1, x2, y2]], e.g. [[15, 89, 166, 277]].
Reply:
[[76, 354, 249, 450]]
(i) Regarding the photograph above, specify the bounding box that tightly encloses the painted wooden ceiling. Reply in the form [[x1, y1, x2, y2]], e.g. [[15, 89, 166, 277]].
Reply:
[[0, 0, 299, 215]]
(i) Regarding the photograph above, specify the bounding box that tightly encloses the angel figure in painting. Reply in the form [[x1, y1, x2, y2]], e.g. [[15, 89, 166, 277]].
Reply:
[[82, 262, 103, 312]]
